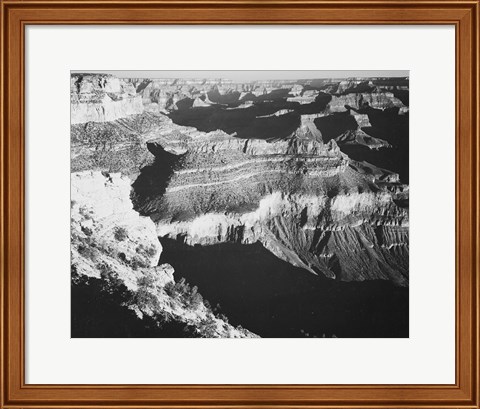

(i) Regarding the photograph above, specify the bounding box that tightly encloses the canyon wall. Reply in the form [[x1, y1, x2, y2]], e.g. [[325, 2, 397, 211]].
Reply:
[[71, 74, 144, 124], [71, 170, 256, 337], [71, 73, 409, 337], [71, 74, 409, 287], [133, 115, 408, 286]]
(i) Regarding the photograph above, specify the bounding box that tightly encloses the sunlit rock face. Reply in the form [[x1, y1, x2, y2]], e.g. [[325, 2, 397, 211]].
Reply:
[[333, 129, 391, 150], [353, 113, 371, 127], [111, 76, 410, 287], [155, 190, 408, 285], [71, 74, 144, 124], [71, 171, 163, 284], [287, 90, 319, 104], [71, 72, 409, 337], [71, 75, 410, 287], [132, 114, 408, 286], [327, 92, 405, 112], [70, 111, 170, 178], [71, 171, 256, 337], [125, 78, 299, 112], [335, 79, 376, 94]]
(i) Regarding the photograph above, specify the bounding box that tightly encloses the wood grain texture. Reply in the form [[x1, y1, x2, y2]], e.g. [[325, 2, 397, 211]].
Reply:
[[0, 1, 479, 408]]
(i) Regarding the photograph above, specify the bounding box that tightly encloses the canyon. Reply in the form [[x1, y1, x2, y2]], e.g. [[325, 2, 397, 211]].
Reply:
[[71, 72, 409, 337]]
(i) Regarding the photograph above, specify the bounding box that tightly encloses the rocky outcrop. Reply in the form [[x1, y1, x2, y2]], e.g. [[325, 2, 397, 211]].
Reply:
[[193, 97, 211, 107], [335, 79, 376, 95], [156, 190, 408, 285], [133, 115, 408, 286], [328, 92, 405, 112], [353, 113, 371, 127], [71, 74, 144, 124], [71, 171, 163, 284], [71, 171, 256, 337], [70, 112, 169, 178], [334, 129, 391, 150], [71, 73, 410, 337], [287, 90, 319, 105], [256, 109, 295, 118]]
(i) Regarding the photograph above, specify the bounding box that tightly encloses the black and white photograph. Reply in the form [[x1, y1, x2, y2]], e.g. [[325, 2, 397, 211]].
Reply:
[[71, 70, 409, 338]]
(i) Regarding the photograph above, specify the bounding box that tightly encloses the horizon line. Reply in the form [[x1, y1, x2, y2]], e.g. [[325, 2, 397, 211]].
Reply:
[[71, 70, 409, 81]]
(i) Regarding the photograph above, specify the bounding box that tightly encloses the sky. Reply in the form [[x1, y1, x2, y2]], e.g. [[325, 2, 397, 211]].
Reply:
[[71, 70, 408, 81]]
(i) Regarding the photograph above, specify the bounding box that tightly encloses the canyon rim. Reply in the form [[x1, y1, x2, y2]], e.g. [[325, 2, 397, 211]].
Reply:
[[71, 71, 409, 338]]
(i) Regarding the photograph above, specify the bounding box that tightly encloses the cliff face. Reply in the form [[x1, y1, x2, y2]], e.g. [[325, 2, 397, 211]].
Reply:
[[70, 74, 409, 286], [70, 111, 169, 178], [130, 78, 300, 112], [328, 92, 406, 112], [134, 115, 408, 286], [71, 73, 409, 337], [71, 171, 256, 337], [156, 191, 408, 284], [71, 171, 163, 286], [71, 74, 144, 124]]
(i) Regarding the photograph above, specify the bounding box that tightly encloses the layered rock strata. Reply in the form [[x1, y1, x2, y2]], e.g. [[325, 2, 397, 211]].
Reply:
[[328, 92, 405, 112], [71, 73, 410, 337], [133, 115, 408, 286], [71, 74, 144, 124]]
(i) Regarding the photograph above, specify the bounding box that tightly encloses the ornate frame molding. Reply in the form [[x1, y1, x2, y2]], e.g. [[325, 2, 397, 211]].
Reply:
[[1, 1, 478, 407]]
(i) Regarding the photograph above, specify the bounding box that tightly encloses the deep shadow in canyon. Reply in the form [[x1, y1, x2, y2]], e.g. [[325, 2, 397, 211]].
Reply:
[[71, 269, 198, 338], [169, 91, 409, 183], [131, 142, 180, 216], [168, 92, 332, 140], [159, 238, 409, 338], [315, 107, 409, 183], [349, 107, 409, 183], [313, 112, 359, 139], [131, 79, 409, 338]]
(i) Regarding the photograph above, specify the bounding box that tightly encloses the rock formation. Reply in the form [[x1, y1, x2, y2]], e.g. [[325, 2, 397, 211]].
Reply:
[[287, 90, 319, 104], [71, 74, 144, 124], [328, 92, 405, 112], [71, 171, 256, 337], [135, 115, 408, 286], [71, 72, 409, 337], [334, 129, 391, 150]]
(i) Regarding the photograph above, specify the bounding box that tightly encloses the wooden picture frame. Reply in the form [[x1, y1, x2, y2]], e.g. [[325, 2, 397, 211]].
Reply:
[[1, 1, 478, 408]]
